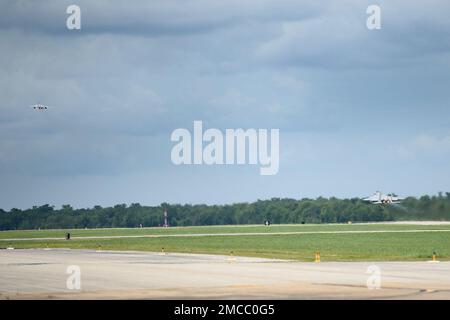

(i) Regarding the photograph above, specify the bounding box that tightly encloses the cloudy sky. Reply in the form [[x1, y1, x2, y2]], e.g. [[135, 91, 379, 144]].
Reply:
[[0, 0, 449, 209]]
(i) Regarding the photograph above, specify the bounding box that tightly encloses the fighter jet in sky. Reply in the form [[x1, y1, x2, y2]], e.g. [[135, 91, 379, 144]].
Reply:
[[30, 103, 53, 111]]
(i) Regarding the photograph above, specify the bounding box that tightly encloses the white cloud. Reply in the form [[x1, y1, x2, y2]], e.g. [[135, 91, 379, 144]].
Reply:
[[393, 134, 450, 159]]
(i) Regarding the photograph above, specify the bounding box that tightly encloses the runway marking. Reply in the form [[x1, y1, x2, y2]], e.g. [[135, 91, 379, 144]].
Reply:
[[1, 228, 450, 241]]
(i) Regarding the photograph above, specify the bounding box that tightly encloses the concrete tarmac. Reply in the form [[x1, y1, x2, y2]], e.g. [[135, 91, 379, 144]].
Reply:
[[1, 249, 449, 299]]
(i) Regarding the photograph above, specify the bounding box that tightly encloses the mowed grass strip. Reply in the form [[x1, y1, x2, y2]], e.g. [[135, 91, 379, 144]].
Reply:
[[2, 223, 450, 239], [1, 231, 449, 262]]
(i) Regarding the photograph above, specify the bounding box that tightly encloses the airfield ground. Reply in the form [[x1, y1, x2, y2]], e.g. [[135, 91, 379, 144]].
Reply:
[[1, 223, 450, 299], [1, 223, 450, 261], [1, 249, 450, 299]]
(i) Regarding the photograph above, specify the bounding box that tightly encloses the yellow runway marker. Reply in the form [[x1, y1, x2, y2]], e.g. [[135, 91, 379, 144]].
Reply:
[[428, 251, 440, 263], [315, 251, 321, 263]]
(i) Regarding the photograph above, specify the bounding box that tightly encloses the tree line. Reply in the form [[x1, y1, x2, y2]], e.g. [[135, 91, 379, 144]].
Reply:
[[1, 193, 450, 230]]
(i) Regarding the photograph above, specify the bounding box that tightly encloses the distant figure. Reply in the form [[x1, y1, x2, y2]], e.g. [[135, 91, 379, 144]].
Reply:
[[265, 220, 271, 226], [139, 224, 143, 228], [66, 233, 71, 240]]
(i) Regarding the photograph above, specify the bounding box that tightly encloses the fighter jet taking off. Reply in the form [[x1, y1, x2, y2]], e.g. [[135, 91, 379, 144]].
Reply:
[[363, 191, 404, 204]]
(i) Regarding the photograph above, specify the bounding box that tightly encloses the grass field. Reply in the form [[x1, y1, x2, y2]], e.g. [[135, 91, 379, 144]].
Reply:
[[1, 223, 450, 262], [2, 223, 450, 239]]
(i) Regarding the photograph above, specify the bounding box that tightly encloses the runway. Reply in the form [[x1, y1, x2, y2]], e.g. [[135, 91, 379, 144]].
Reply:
[[1, 249, 449, 299]]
